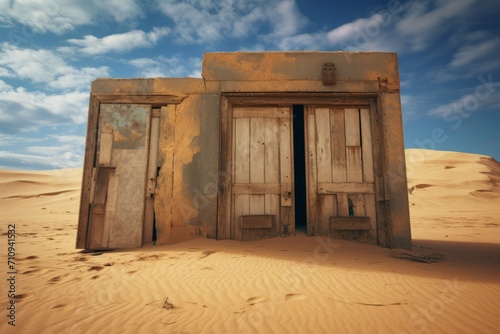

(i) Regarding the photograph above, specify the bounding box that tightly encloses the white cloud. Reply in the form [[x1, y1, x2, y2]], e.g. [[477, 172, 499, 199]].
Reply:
[[449, 38, 500, 68], [396, 0, 476, 51], [0, 43, 110, 91], [0, 148, 82, 169], [0, 82, 89, 134], [0, 0, 143, 34], [429, 88, 500, 118], [67, 28, 170, 55], [277, 0, 481, 52], [155, 0, 307, 44], [129, 56, 202, 78]]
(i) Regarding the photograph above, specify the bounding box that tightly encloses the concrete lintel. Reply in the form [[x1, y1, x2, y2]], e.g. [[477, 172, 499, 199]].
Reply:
[[202, 52, 400, 90], [217, 80, 384, 93]]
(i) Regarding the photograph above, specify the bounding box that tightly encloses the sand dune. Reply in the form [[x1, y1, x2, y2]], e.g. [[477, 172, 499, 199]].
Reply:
[[0, 149, 499, 333]]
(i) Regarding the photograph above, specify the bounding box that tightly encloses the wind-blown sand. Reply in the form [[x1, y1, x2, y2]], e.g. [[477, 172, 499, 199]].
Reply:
[[0, 149, 499, 333]]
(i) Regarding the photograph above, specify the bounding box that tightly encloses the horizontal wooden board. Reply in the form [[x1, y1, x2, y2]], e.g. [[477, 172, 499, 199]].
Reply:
[[233, 107, 289, 118], [241, 215, 275, 229], [232, 183, 281, 195], [318, 182, 375, 194], [330, 217, 371, 230]]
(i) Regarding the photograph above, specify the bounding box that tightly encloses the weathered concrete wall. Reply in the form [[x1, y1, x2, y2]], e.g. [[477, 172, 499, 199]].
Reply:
[[85, 51, 411, 250], [381, 93, 412, 249]]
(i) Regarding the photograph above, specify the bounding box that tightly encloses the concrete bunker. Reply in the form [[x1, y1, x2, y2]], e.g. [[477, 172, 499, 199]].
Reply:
[[76, 52, 412, 250]]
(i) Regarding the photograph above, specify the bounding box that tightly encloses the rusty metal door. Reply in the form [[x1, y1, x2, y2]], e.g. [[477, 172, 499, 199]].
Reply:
[[231, 107, 294, 240], [305, 106, 376, 240], [87, 104, 158, 249]]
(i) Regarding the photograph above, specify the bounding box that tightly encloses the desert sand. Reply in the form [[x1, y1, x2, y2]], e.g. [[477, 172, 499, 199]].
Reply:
[[0, 149, 499, 333]]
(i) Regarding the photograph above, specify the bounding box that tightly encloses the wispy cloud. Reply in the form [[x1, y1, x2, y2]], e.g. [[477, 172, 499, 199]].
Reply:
[[429, 87, 500, 118], [449, 38, 500, 69], [277, 0, 479, 52], [67, 28, 170, 55], [155, 0, 307, 44], [0, 0, 143, 34], [0, 43, 110, 91], [0, 81, 88, 134]]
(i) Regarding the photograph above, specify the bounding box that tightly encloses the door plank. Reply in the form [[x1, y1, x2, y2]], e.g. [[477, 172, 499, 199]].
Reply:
[[250, 117, 266, 184], [77, 96, 100, 249], [346, 146, 363, 182], [233, 115, 250, 239], [337, 193, 349, 217], [345, 108, 361, 146], [88, 167, 113, 249], [315, 108, 333, 183], [249, 117, 265, 216], [318, 195, 335, 236], [305, 107, 318, 234], [264, 118, 280, 184], [265, 194, 280, 237], [98, 124, 113, 167], [349, 193, 366, 217], [143, 110, 161, 245], [234, 118, 250, 183], [102, 172, 118, 247], [330, 108, 347, 182], [279, 111, 294, 235], [360, 108, 374, 183], [234, 194, 250, 240]]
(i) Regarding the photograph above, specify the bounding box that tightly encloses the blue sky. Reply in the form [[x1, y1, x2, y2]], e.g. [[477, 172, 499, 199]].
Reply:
[[0, 0, 499, 170]]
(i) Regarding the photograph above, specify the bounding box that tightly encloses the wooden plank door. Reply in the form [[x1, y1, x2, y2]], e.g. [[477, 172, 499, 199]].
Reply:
[[305, 106, 376, 241], [231, 107, 294, 240], [87, 104, 155, 249]]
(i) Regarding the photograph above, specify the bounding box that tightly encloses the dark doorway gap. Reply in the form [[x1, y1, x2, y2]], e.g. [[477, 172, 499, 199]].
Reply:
[[292, 105, 307, 233]]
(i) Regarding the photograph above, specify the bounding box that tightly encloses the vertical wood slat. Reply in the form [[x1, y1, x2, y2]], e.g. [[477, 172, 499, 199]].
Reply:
[[315, 108, 334, 234], [143, 110, 161, 245], [102, 172, 118, 247], [88, 167, 113, 249], [337, 193, 349, 217], [346, 146, 363, 182], [77, 95, 100, 249], [233, 117, 250, 240], [315, 108, 332, 183], [98, 124, 113, 167], [360, 108, 374, 183], [345, 108, 361, 146], [330, 108, 347, 182], [279, 111, 293, 235], [350, 193, 366, 217], [234, 117, 250, 183], [265, 118, 280, 236], [305, 107, 318, 235], [249, 117, 265, 215], [157, 105, 176, 243], [217, 97, 232, 240]]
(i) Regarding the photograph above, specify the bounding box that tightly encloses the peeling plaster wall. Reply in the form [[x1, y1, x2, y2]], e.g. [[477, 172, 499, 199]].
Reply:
[[155, 95, 205, 244]]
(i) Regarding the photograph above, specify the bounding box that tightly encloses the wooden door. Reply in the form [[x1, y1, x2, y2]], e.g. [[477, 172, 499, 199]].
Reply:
[[231, 107, 294, 240], [87, 104, 159, 249], [305, 106, 376, 241]]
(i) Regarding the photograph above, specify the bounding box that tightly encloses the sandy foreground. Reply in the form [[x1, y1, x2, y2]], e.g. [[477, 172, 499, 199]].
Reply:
[[0, 148, 499, 334]]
